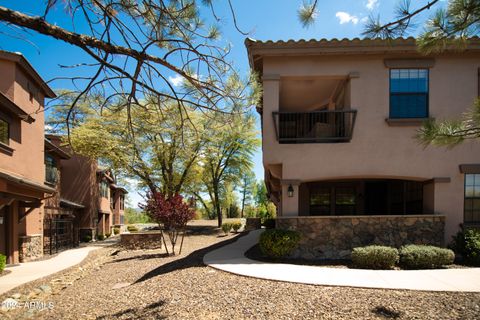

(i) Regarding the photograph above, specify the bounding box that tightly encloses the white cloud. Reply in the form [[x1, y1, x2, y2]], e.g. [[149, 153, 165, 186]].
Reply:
[[335, 12, 359, 25], [168, 74, 184, 87], [366, 0, 379, 10]]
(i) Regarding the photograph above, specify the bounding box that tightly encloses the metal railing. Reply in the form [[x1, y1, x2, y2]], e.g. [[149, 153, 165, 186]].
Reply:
[[272, 109, 357, 143]]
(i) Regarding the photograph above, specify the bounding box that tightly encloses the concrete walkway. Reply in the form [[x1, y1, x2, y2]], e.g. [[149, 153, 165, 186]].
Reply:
[[0, 237, 118, 295], [204, 230, 480, 292]]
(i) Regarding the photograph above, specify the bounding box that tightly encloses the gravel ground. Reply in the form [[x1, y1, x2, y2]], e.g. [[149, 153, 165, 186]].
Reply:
[[1, 220, 480, 319]]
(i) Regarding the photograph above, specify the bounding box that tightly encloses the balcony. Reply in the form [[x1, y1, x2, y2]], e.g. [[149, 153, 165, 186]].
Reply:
[[272, 110, 357, 144]]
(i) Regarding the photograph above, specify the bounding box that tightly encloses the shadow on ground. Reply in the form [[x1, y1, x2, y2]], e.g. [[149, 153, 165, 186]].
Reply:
[[96, 300, 167, 319], [133, 233, 246, 284]]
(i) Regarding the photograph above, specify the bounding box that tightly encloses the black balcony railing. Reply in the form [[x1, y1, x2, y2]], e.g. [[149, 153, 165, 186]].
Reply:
[[272, 110, 357, 143]]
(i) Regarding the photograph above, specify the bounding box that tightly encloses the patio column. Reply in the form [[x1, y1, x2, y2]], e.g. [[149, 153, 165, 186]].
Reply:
[[281, 180, 300, 216]]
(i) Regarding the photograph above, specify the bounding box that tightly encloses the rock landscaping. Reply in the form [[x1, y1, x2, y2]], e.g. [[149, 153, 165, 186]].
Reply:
[[277, 215, 445, 259], [0, 220, 479, 319]]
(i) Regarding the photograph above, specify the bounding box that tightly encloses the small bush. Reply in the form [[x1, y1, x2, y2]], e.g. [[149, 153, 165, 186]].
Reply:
[[82, 235, 92, 243], [0, 254, 6, 272], [221, 223, 232, 235], [97, 234, 105, 241], [105, 233, 112, 238], [259, 229, 301, 258], [231, 221, 242, 233], [127, 225, 139, 232], [351, 246, 399, 270], [263, 218, 275, 229], [113, 227, 120, 235], [451, 228, 480, 266], [399, 245, 454, 269]]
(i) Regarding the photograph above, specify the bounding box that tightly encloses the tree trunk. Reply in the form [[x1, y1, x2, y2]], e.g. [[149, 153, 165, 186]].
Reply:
[[213, 184, 222, 227], [241, 187, 246, 218]]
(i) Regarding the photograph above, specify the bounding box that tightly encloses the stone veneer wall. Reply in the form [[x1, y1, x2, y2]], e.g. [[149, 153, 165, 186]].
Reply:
[[276, 215, 445, 260], [19, 234, 43, 262], [120, 232, 164, 250]]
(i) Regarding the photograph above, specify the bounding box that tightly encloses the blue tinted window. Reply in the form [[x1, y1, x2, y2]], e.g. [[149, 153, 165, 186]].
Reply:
[[390, 69, 428, 118]]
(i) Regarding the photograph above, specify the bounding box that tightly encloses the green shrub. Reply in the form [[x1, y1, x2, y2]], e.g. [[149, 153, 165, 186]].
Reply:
[[0, 254, 6, 272], [259, 229, 301, 258], [82, 235, 92, 243], [351, 246, 399, 270], [113, 227, 120, 235], [97, 234, 105, 241], [399, 245, 454, 269], [451, 228, 480, 266], [221, 223, 232, 235], [231, 221, 242, 233], [127, 225, 139, 232], [105, 233, 112, 238]]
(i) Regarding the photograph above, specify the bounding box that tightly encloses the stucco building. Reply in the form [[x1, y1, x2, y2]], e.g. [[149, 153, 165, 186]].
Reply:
[[246, 37, 480, 259], [0, 50, 56, 264], [59, 151, 127, 240]]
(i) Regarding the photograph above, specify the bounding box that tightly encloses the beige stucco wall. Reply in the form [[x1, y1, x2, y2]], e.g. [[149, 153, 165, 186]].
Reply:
[[261, 53, 480, 242]]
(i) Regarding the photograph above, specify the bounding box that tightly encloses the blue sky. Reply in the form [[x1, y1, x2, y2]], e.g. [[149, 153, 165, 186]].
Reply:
[[0, 0, 440, 207]]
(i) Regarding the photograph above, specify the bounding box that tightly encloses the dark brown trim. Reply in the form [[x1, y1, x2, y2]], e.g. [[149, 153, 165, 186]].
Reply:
[[0, 170, 56, 194], [459, 164, 480, 174], [385, 118, 431, 126], [0, 92, 34, 123], [45, 138, 70, 159], [0, 141, 13, 156]]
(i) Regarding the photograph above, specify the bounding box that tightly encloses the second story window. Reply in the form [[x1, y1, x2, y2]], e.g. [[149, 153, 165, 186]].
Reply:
[[0, 118, 9, 145], [45, 155, 57, 184], [390, 69, 429, 119], [100, 181, 109, 198]]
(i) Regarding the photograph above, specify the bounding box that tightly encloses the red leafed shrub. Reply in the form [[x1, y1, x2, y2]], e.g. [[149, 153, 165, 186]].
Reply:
[[140, 192, 195, 255], [141, 192, 195, 230]]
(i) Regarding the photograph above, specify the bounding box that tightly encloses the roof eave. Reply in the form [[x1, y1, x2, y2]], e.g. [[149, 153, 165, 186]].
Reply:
[[0, 50, 56, 98]]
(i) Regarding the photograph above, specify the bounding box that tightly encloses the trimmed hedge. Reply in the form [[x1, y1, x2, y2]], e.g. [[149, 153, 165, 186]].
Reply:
[[127, 225, 139, 232], [221, 223, 232, 234], [351, 246, 399, 269], [97, 234, 105, 241], [113, 227, 120, 235], [451, 228, 480, 266], [0, 254, 6, 272], [259, 229, 301, 258], [82, 235, 92, 243], [399, 245, 454, 269], [231, 221, 242, 233]]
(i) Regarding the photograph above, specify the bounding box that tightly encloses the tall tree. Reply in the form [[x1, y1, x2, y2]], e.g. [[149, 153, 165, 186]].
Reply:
[[51, 93, 210, 196], [201, 112, 259, 227], [239, 170, 256, 218]]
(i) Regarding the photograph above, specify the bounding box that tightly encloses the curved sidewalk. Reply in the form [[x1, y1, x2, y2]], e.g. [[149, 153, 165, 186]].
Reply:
[[204, 230, 480, 292], [0, 237, 118, 295]]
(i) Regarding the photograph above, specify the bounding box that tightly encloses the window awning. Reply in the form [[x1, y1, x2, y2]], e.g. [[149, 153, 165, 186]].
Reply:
[[60, 198, 85, 209]]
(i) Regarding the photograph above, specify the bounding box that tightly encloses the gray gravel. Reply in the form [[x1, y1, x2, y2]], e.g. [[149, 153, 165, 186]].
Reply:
[[1, 220, 480, 319]]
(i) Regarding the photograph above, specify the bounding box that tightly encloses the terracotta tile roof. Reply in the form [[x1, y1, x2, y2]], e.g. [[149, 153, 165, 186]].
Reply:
[[245, 36, 480, 71]]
